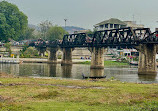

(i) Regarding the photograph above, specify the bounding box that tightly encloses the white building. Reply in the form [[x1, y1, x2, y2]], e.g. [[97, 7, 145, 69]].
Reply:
[[94, 18, 127, 31], [94, 18, 144, 31]]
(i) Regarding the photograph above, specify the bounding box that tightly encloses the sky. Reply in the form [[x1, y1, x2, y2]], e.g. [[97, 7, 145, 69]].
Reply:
[[3, 0, 158, 31]]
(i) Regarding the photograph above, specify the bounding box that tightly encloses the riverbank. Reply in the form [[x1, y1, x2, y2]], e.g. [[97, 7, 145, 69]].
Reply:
[[19, 58, 91, 64], [20, 58, 129, 66], [79, 60, 129, 66], [0, 73, 158, 111]]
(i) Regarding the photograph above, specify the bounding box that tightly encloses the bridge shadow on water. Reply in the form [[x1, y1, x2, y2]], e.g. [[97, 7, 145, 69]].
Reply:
[[138, 74, 157, 82], [48, 64, 57, 77], [48, 64, 73, 78], [61, 65, 72, 78]]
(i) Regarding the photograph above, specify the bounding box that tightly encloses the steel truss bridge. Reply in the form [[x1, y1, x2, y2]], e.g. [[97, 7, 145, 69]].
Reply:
[[34, 27, 158, 48]]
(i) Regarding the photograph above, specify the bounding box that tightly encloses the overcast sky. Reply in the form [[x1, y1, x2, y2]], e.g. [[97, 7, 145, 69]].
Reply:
[[4, 0, 158, 31]]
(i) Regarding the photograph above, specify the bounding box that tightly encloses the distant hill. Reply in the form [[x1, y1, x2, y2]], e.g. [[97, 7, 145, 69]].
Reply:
[[63, 26, 86, 34], [28, 24, 86, 34]]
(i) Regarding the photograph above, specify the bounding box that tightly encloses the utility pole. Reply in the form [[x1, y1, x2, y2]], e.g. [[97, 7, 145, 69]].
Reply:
[[64, 19, 67, 28], [133, 14, 135, 22]]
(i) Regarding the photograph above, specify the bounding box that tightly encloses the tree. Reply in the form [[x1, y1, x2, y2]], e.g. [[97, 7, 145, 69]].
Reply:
[[39, 20, 52, 40], [23, 47, 38, 58], [46, 25, 68, 41], [18, 27, 36, 41], [0, 1, 28, 42], [4, 43, 12, 56], [20, 46, 39, 58]]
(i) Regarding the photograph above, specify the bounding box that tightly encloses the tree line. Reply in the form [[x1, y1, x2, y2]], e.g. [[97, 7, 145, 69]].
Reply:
[[0, 1, 68, 43]]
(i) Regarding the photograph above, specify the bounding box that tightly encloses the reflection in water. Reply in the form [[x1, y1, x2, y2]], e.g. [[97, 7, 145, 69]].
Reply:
[[0, 63, 157, 83], [0, 64, 19, 75], [48, 64, 57, 77], [90, 69, 104, 77], [61, 65, 72, 78], [138, 74, 157, 81], [19, 63, 48, 77]]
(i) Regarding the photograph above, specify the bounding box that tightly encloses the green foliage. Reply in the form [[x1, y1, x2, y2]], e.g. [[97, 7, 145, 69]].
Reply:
[[4, 43, 11, 56], [18, 27, 36, 41], [20, 46, 38, 58], [4, 43, 11, 51], [79, 61, 128, 66], [46, 25, 68, 41], [80, 61, 91, 64], [39, 20, 53, 40], [0, 1, 28, 42], [20, 45, 29, 58], [133, 56, 139, 61], [38, 21, 67, 41], [104, 60, 128, 65]]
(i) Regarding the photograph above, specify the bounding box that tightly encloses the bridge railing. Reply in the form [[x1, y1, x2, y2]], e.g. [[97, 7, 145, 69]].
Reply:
[[91, 27, 136, 46], [142, 30, 158, 43], [60, 33, 93, 47]]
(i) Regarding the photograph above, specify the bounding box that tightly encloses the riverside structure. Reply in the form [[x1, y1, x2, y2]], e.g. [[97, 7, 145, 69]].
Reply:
[[34, 27, 158, 75]]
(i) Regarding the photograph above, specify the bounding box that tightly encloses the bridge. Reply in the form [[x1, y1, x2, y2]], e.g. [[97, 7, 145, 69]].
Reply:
[[33, 27, 158, 75]]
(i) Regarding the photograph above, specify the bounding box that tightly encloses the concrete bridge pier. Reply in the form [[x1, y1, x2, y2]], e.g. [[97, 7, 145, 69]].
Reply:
[[61, 48, 74, 65], [90, 69, 104, 77], [89, 47, 105, 69], [138, 44, 157, 75], [48, 48, 58, 63]]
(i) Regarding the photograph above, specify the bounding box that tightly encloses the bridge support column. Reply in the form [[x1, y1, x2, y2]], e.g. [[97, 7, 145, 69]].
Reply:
[[61, 48, 74, 65], [90, 69, 104, 77], [90, 47, 105, 69], [138, 44, 157, 75], [48, 48, 58, 63]]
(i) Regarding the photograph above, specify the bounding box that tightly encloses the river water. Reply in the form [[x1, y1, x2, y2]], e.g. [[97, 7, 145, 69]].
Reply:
[[0, 63, 158, 84]]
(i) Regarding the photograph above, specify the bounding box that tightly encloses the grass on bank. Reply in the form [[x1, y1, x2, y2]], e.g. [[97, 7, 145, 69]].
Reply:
[[79, 60, 129, 66], [0, 73, 158, 111]]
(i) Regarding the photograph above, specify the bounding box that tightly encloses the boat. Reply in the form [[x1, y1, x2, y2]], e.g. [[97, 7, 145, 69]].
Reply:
[[82, 74, 106, 79]]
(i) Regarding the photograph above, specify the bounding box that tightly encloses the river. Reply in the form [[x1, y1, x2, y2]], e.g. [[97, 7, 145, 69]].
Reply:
[[0, 63, 158, 83]]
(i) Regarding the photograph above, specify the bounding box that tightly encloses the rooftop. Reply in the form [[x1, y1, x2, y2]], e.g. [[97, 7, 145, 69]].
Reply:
[[95, 18, 127, 26]]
